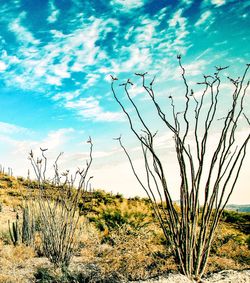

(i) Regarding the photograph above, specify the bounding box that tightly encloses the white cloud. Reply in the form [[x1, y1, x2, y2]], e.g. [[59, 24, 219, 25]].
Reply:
[[195, 11, 212, 27], [166, 9, 190, 55], [195, 48, 212, 60], [46, 75, 62, 86], [0, 127, 75, 156], [53, 64, 71, 79], [8, 12, 40, 46], [111, 0, 146, 10], [3, 15, 109, 91], [53, 90, 81, 101], [0, 61, 7, 72], [98, 44, 153, 76], [40, 128, 75, 150], [182, 0, 194, 4], [47, 0, 60, 23], [0, 121, 28, 134], [65, 96, 124, 122], [126, 84, 146, 98], [211, 0, 226, 7], [84, 74, 101, 89], [122, 45, 152, 72], [133, 17, 160, 48], [168, 9, 183, 27], [0, 127, 79, 180], [184, 60, 207, 76]]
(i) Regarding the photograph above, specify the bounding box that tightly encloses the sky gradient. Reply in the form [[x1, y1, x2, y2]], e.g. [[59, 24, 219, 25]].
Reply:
[[0, 0, 249, 203]]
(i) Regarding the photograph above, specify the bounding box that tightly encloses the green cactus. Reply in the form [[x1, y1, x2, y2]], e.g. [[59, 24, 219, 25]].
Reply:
[[22, 205, 36, 246], [8, 213, 20, 246], [8, 206, 36, 246]]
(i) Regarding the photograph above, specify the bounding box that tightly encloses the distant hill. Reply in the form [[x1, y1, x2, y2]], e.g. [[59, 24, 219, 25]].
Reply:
[[225, 204, 250, 212], [173, 200, 250, 213]]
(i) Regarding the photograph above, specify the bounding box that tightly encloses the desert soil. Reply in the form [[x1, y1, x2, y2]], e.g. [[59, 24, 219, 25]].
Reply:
[[131, 269, 250, 283]]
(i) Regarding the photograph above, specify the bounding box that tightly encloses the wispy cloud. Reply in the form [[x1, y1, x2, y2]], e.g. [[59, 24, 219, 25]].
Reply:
[[0, 61, 7, 72], [166, 9, 190, 55], [184, 60, 207, 76], [52, 90, 81, 101], [110, 0, 146, 10], [211, 0, 226, 7], [0, 121, 28, 135], [0, 127, 75, 155], [83, 74, 101, 89], [1, 15, 107, 91], [0, 127, 80, 179], [195, 48, 212, 60], [195, 11, 212, 27], [8, 12, 40, 46], [65, 97, 124, 122], [40, 128, 75, 150], [47, 0, 60, 23]]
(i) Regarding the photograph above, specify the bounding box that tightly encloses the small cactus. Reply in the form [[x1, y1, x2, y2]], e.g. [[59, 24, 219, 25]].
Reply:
[[8, 213, 20, 246], [8, 206, 36, 246], [22, 205, 36, 246]]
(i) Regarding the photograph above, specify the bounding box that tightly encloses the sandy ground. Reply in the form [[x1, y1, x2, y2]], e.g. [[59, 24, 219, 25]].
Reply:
[[131, 270, 250, 283]]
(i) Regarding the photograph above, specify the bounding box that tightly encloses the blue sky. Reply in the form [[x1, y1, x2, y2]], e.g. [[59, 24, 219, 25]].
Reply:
[[0, 0, 249, 203]]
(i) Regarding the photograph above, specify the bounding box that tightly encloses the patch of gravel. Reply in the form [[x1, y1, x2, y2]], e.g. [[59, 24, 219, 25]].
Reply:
[[129, 270, 250, 283], [130, 273, 195, 283], [202, 269, 250, 283]]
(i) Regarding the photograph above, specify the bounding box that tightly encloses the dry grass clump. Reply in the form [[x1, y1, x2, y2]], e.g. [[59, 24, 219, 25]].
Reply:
[[206, 222, 250, 273], [98, 225, 176, 281], [77, 221, 175, 281], [87, 197, 154, 236], [0, 241, 38, 282]]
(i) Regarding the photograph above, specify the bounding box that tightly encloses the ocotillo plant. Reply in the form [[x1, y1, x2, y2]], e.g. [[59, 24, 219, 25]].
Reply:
[[111, 57, 250, 280], [28, 138, 93, 268]]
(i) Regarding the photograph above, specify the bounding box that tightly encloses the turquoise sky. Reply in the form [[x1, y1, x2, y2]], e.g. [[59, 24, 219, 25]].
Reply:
[[0, 0, 249, 203]]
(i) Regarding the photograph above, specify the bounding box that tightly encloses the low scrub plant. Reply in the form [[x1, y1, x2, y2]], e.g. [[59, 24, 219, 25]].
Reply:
[[88, 199, 153, 237]]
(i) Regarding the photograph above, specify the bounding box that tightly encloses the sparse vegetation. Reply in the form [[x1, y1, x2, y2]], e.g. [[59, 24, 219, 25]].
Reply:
[[0, 173, 249, 282]]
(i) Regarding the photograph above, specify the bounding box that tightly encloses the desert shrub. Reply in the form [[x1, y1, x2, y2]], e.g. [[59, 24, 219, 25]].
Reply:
[[22, 179, 38, 189], [92, 190, 117, 205], [79, 190, 125, 216], [88, 200, 152, 237], [246, 236, 250, 249], [0, 231, 10, 244], [77, 220, 173, 281], [7, 190, 20, 197], [34, 267, 55, 282], [17, 176, 25, 182], [222, 210, 246, 223], [0, 181, 7, 189], [209, 222, 250, 270], [34, 264, 124, 283]]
